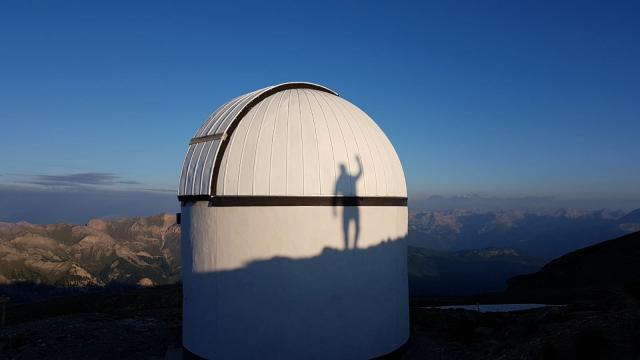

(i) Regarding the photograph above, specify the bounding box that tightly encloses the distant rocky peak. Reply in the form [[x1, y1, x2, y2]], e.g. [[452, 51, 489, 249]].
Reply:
[[87, 219, 108, 231]]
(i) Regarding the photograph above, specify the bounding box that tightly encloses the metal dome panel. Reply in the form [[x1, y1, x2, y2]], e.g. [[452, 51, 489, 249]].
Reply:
[[178, 82, 406, 198]]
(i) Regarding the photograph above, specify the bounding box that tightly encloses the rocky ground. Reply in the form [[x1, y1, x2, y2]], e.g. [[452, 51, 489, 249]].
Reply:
[[0, 285, 181, 359], [1, 285, 639, 359], [405, 301, 640, 360], [1, 314, 175, 360]]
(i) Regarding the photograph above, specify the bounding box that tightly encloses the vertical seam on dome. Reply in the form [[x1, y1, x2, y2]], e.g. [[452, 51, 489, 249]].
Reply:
[[218, 94, 259, 194], [301, 90, 322, 195], [209, 94, 251, 137], [317, 91, 354, 193], [195, 99, 229, 137], [198, 95, 237, 136], [199, 94, 244, 137], [235, 96, 266, 196], [189, 143, 207, 195], [211, 92, 255, 136], [337, 97, 379, 196], [268, 92, 286, 195], [220, 137, 234, 195], [331, 95, 367, 194], [251, 93, 277, 195], [180, 145, 196, 195], [382, 132, 403, 196], [197, 97, 249, 194], [308, 90, 337, 194], [393, 145, 407, 197], [285, 90, 291, 194], [356, 106, 391, 195], [198, 138, 222, 195], [350, 104, 388, 195], [296, 90, 304, 194], [374, 124, 393, 196], [374, 123, 398, 196], [197, 141, 216, 194], [184, 144, 198, 194]]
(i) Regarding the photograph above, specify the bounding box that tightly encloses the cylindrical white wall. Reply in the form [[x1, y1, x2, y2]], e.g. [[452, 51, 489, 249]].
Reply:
[[181, 202, 409, 359]]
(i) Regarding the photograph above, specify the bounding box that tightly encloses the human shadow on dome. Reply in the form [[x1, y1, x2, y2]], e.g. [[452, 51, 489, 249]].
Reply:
[[333, 156, 363, 250], [183, 235, 409, 359]]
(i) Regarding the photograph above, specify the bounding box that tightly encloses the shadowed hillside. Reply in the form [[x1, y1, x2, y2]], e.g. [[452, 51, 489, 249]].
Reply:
[[508, 231, 640, 302], [408, 247, 541, 296]]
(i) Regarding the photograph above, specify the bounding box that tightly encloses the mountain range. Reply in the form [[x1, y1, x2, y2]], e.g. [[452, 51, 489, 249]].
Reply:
[[409, 208, 640, 259], [1, 209, 639, 301], [0, 214, 180, 293]]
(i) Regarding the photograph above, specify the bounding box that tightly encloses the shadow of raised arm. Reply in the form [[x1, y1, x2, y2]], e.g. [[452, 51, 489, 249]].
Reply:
[[354, 156, 363, 181]]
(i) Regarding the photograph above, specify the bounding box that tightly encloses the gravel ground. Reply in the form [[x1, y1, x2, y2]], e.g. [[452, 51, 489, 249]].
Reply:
[[0, 312, 179, 359], [1, 284, 639, 359]]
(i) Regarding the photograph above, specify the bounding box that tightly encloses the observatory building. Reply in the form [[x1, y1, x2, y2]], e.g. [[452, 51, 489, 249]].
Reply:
[[178, 82, 408, 359]]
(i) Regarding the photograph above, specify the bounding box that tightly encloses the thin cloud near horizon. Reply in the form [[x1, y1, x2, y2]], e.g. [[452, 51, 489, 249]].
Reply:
[[0, 172, 168, 191], [28, 172, 141, 187]]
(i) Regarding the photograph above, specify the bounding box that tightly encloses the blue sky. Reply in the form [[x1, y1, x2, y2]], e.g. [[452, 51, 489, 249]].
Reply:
[[1, 1, 639, 221]]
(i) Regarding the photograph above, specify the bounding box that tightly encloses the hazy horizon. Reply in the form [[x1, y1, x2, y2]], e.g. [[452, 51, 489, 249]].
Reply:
[[1, 181, 639, 224]]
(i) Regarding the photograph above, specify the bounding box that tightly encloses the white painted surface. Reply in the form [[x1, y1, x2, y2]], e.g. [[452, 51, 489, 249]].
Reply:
[[179, 83, 406, 197], [179, 82, 409, 359], [181, 202, 409, 359]]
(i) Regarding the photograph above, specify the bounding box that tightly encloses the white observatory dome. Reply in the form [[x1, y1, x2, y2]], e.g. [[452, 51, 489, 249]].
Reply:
[[178, 82, 409, 360], [179, 82, 406, 199]]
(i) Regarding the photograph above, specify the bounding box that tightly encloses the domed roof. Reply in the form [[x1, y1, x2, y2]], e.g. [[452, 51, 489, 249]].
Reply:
[[179, 82, 406, 199]]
